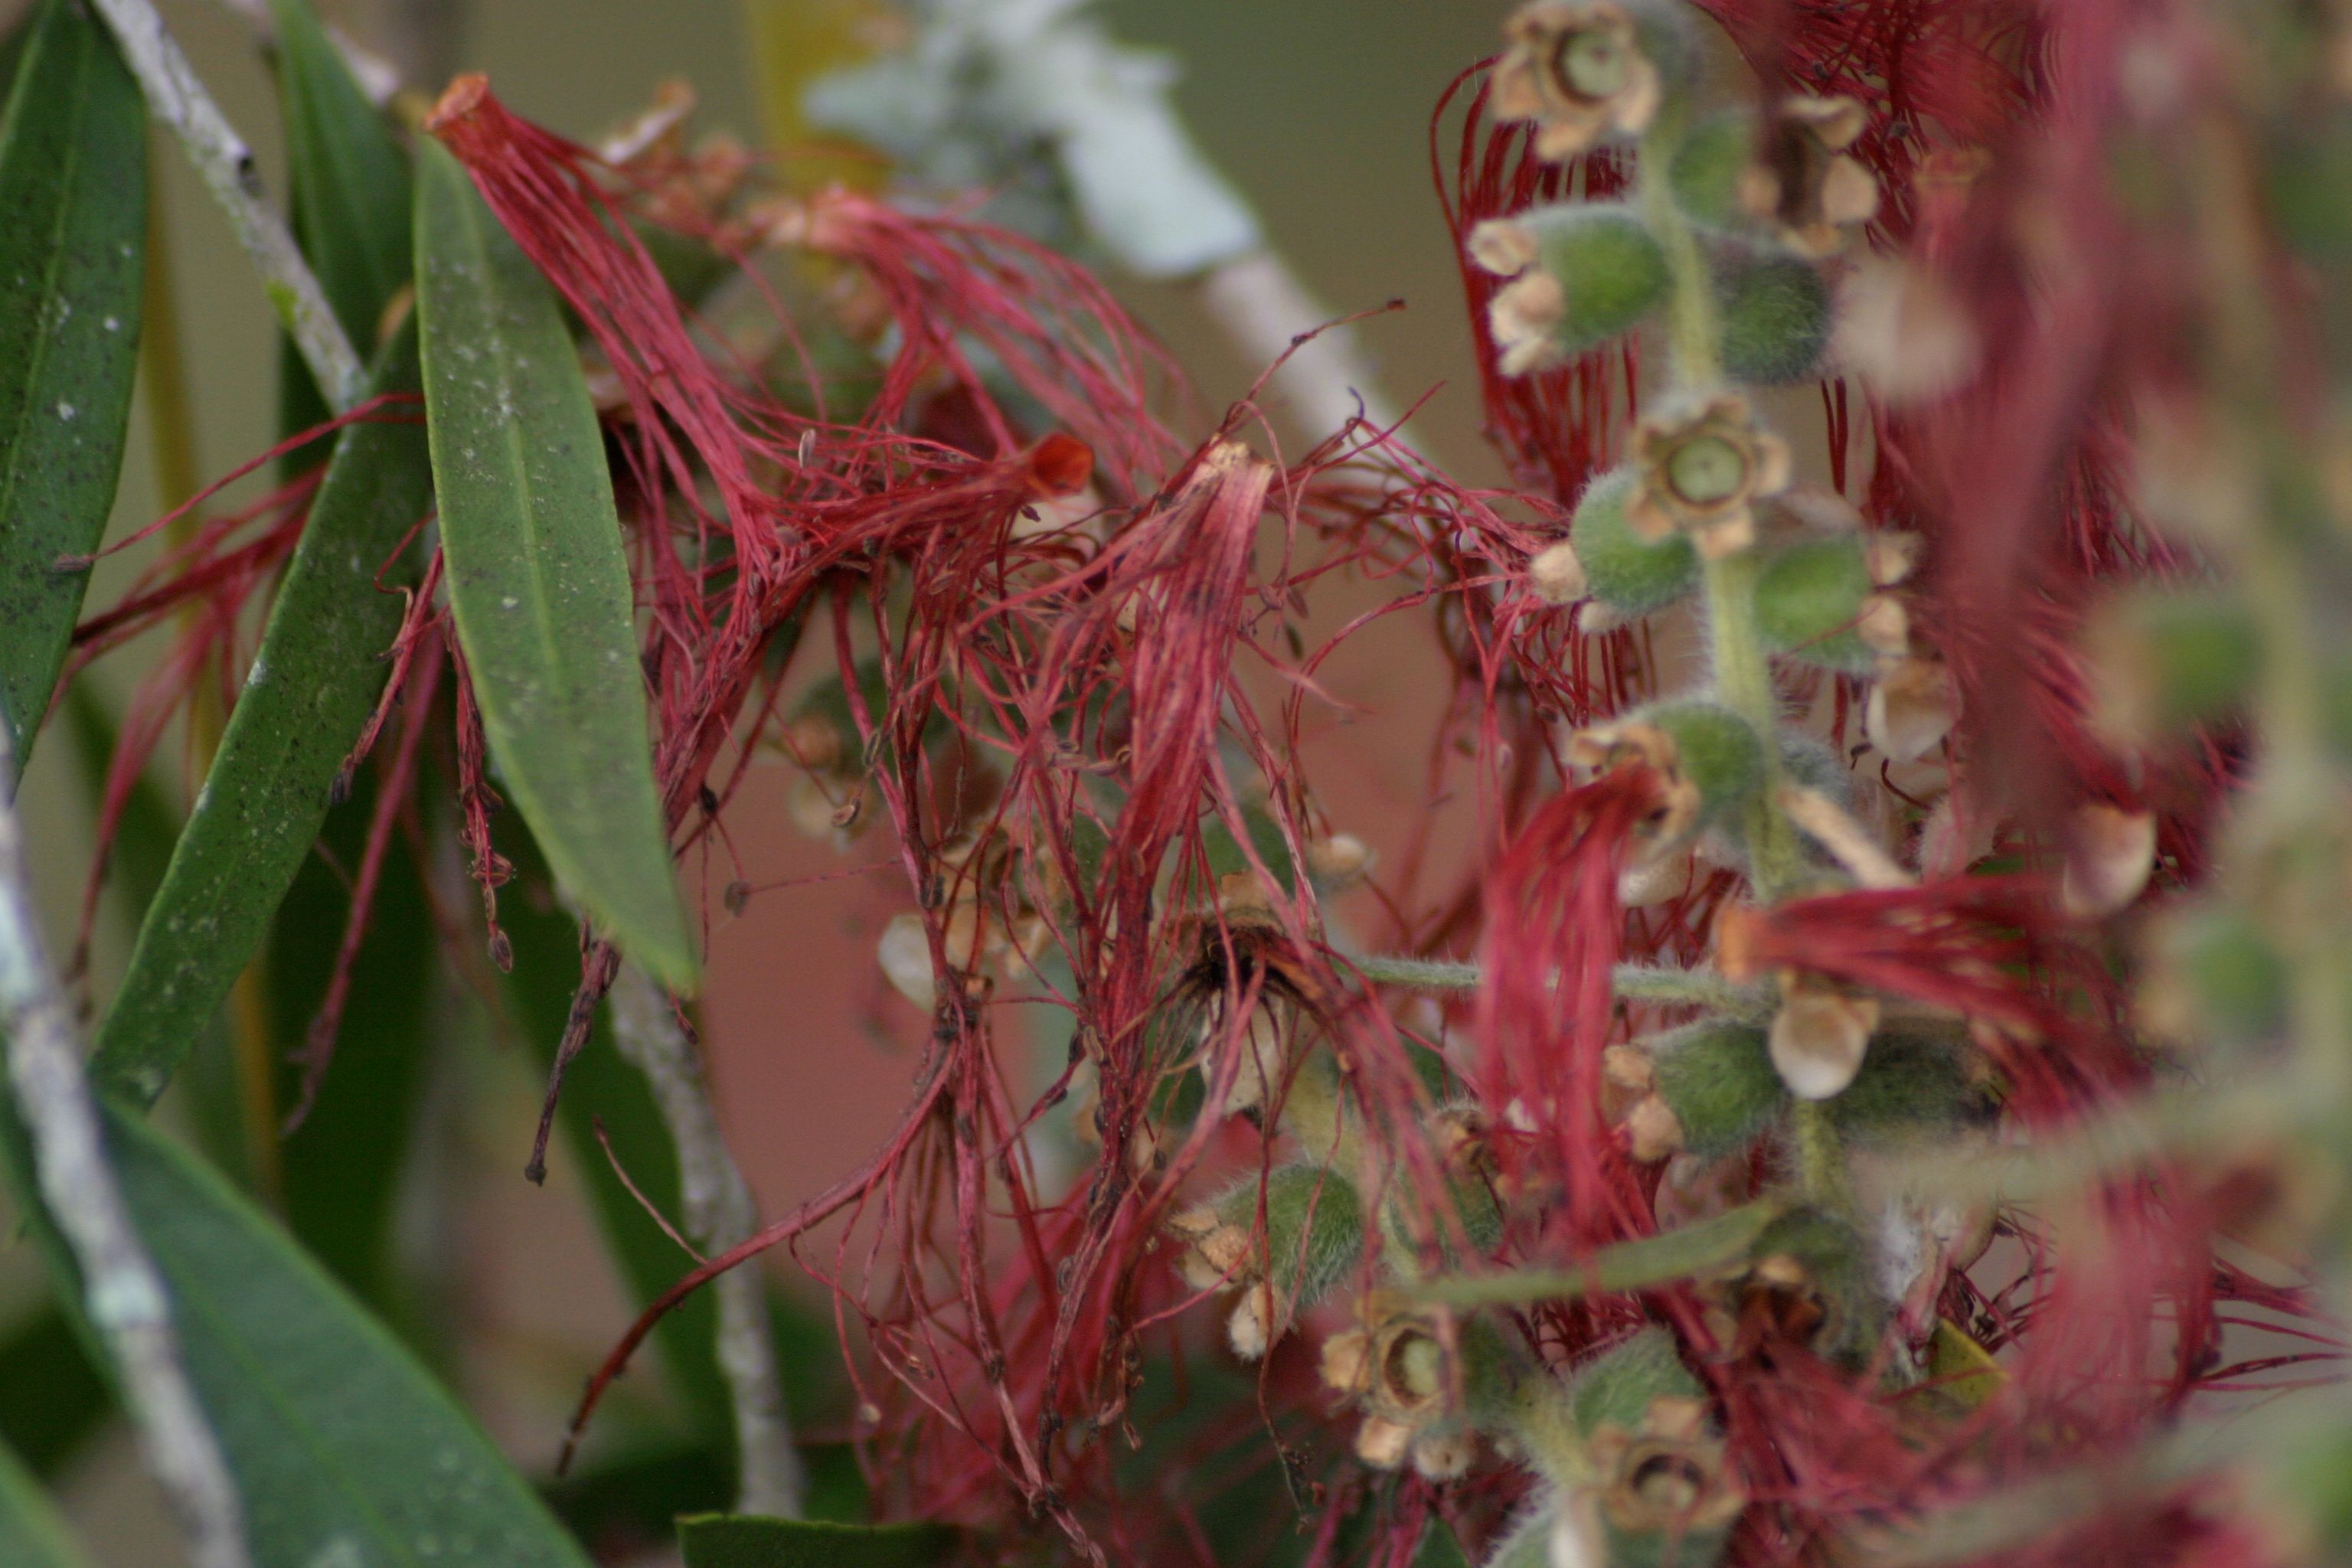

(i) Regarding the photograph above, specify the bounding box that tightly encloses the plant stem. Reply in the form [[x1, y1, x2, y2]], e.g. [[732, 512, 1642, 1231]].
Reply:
[[1351, 953, 1770, 1018], [90, 0, 365, 410], [607, 965, 804, 1518], [0, 728, 253, 1568]]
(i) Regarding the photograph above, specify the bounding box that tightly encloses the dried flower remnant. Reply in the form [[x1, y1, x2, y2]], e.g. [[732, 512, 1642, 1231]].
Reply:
[[1767, 969, 1881, 1099], [1529, 537, 1589, 604], [1627, 394, 1792, 559], [1740, 95, 1880, 258], [1588, 1395, 1746, 1550], [1319, 1294, 1494, 1480], [2062, 801, 2158, 920], [1493, 1, 1665, 162]]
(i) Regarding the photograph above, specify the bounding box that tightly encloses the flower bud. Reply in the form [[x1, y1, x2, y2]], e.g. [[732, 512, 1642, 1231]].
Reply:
[[1173, 1163, 1364, 1359], [2084, 585, 2259, 745], [1716, 252, 1832, 384], [1570, 469, 1701, 617], [1828, 1031, 1983, 1145], [1305, 831, 1376, 890], [1492, 1, 1691, 162], [1754, 534, 1875, 673], [1473, 204, 1670, 373], [1569, 701, 1765, 852]]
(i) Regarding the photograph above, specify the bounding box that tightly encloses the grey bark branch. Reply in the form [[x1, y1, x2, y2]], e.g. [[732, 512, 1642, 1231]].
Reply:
[[0, 731, 252, 1568], [609, 965, 804, 1518], [89, 0, 367, 410], [1197, 250, 1414, 448]]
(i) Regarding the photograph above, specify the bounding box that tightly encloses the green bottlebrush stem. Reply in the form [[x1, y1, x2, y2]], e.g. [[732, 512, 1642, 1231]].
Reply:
[[1755, 534, 1875, 673], [1569, 1326, 1702, 1436], [2086, 585, 2260, 743], [1642, 700, 1766, 828], [1671, 109, 1755, 229], [1716, 252, 1833, 384], [1571, 467, 1701, 616], [1649, 1020, 1785, 1161], [1827, 1032, 1985, 1145]]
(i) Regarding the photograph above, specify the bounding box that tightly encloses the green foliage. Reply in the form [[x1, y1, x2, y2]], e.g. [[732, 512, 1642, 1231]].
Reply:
[[1649, 1020, 1784, 1159], [1755, 534, 1874, 672], [1521, 204, 1671, 354], [416, 139, 697, 991], [677, 1514, 957, 1568], [0, 0, 144, 770], [0, 1435, 93, 1568], [18, 1103, 595, 1568], [1716, 253, 1832, 384], [1570, 468, 1700, 616], [91, 323, 433, 1108], [2161, 905, 2290, 1046], [0, 1307, 108, 1479]]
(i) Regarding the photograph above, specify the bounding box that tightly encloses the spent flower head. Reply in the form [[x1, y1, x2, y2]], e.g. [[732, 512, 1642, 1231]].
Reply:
[[1493, 2, 1665, 162]]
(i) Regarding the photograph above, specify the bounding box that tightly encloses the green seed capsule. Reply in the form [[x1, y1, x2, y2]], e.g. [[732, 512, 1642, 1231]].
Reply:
[[1569, 1328, 1703, 1436], [1520, 202, 1672, 354], [1212, 1161, 1364, 1308], [1671, 109, 1756, 228], [1755, 534, 1875, 672], [1648, 1021, 1785, 1160], [1828, 1032, 1984, 1145], [1644, 701, 1766, 825], [1716, 252, 1834, 384], [1571, 468, 1700, 616]]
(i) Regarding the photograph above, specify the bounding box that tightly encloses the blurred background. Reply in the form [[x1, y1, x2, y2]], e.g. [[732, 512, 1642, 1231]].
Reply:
[[2, 0, 1519, 1560]]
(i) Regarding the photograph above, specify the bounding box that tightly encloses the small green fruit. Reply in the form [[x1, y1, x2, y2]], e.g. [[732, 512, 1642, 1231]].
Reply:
[[1671, 109, 1755, 228], [1519, 203, 1672, 354], [1756, 534, 1874, 672], [1717, 252, 1834, 384], [1569, 1327, 1702, 1436], [1829, 1032, 1984, 1144], [1645, 700, 1766, 826], [1649, 1021, 1784, 1160], [1571, 467, 1700, 616]]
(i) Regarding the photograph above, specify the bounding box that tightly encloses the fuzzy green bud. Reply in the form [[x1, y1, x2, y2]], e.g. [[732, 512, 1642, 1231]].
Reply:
[[1225, 1161, 1362, 1308], [1740, 1208, 1883, 1371], [1569, 1327, 1703, 1436], [1755, 534, 1875, 673], [1570, 467, 1701, 616], [2085, 585, 2260, 743], [1717, 252, 1832, 384], [1670, 109, 1755, 228], [1828, 1032, 1984, 1145], [1648, 1021, 1785, 1161], [1474, 204, 1670, 373], [2153, 905, 2289, 1047], [1643, 701, 1767, 828]]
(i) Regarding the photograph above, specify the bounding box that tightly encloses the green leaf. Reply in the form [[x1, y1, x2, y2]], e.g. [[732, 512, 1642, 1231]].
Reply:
[[0, 1432, 93, 1568], [83, 1103, 596, 1568], [677, 1514, 956, 1568], [414, 139, 696, 992], [266, 0, 410, 466], [1415, 1198, 1789, 1308], [0, 0, 145, 771], [0, 1306, 108, 1478], [91, 322, 433, 1107]]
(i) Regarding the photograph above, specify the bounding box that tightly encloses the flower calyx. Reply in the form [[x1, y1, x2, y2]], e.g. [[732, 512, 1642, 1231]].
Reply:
[[1740, 95, 1880, 257], [1587, 1395, 1747, 1553], [1628, 394, 1792, 560], [1494, 2, 1666, 162], [1320, 1292, 1488, 1480]]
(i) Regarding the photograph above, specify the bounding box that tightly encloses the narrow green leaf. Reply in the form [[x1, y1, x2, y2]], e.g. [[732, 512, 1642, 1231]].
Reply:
[[0, 1432, 93, 1568], [87, 1103, 596, 1568], [414, 139, 697, 992], [0, 0, 145, 770], [91, 324, 432, 1106], [1415, 1198, 1790, 1308], [0, 1306, 108, 1478], [678, 1514, 956, 1568], [266, 0, 410, 466]]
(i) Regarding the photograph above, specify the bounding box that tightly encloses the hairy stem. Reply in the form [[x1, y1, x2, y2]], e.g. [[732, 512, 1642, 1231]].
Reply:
[[608, 965, 804, 1518], [90, 0, 365, 410], [1351, 953, 1770, 1018], [0, 729, 252, 1568]]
